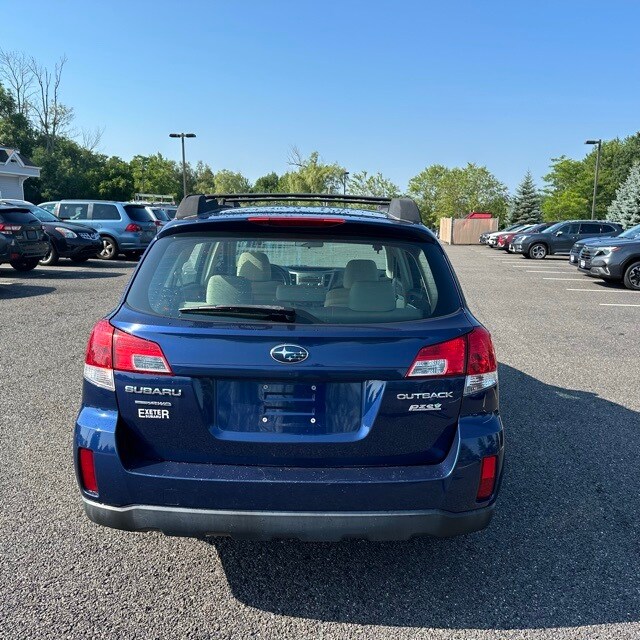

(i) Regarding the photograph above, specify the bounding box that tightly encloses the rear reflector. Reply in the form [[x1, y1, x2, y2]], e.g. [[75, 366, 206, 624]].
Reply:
[[247, 216, 345, 227], [477, 455, 498, 500], [78, 447, 98, 494], [406, 327, 498, 396], [83, 320, 173, 390]]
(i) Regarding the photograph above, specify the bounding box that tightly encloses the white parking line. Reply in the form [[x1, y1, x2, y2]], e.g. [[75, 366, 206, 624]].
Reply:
[[527, 270, 573, 274], [599, 303, 640, 307], [511, 265, 573, 268], [543, 278, 589, 281], [566, 288, 633, 293]]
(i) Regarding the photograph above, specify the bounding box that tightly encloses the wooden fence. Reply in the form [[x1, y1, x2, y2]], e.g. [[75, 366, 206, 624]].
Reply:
[[439, 217, 498, 244]]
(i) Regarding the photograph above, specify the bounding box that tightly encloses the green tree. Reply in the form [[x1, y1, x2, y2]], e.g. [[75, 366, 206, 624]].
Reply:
[[511, 171, 542, 225], [0, 83, 36, 156], [193, 161, 216, 193], [348, 171, 400, 198], [130, 153, 181, 199], [542, 134, 640, 221], [213, 169, 251, 193], [279, 149, 345, 194], [96, 156, 135, 200], [253, 172, 280, 193], [607, 162, 640, 228], [408, 163, 508, 226]]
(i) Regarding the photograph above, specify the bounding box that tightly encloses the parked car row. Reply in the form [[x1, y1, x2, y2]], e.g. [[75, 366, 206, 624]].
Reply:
[[0, 199, 170, 271], [480, 219, 640, 290]]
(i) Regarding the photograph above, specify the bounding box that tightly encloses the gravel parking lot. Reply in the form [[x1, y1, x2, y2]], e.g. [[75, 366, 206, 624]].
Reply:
[[2, 246, 639, 640]]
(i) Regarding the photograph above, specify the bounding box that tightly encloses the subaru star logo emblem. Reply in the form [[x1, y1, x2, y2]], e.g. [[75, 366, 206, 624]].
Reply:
[[270, 344, 309, 364]]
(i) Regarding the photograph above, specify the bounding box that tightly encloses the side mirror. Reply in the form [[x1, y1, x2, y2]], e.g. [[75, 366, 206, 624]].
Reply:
[[556, 231, 563, 236]]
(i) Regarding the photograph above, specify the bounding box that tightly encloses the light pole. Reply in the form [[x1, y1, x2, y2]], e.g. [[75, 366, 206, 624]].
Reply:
[[169, 132, 196, 199], [585, 139, 602, 220], [342, 171, 349, 196]]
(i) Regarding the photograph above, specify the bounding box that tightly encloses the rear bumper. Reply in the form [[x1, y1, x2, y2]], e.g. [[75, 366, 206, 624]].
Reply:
[[82, 497, 495, 541]]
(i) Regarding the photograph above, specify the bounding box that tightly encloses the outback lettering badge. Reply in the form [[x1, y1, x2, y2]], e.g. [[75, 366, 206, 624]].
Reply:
[[125, 385, 182, 397], [397, 392, 454, 400]]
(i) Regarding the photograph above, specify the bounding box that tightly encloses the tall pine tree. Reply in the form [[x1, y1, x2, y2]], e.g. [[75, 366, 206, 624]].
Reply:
[[512, 171, 542, 225], [607, 162, 640, 228]]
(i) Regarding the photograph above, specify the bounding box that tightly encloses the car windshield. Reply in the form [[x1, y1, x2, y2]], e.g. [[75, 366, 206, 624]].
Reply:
[[126, 231, 462, 325], [619, 224, 640, 239]]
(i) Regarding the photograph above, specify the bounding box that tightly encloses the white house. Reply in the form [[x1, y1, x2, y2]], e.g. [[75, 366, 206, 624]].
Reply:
[[0, 146, 41, 199]]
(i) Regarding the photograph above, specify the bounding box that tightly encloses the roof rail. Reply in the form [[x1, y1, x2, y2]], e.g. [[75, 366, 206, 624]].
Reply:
[[175, 193, 423, 224]]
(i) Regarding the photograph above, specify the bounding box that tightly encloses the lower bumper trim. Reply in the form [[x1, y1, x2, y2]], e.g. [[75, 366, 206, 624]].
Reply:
[[82, 497, 495, 541]]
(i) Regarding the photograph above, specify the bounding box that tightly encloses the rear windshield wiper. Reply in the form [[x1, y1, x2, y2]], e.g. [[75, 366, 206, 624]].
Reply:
[[179, 304, 315, 324]]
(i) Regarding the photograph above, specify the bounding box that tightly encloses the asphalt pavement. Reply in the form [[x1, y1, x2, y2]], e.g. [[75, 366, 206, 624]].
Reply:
[[1, 247, 639, 639]]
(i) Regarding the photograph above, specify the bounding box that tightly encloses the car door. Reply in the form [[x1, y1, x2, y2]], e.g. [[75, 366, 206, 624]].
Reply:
[[553, 223, 580, 252]]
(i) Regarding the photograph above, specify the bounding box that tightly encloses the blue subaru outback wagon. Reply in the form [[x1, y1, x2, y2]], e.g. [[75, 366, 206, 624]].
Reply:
[[74, 193, 504, 541]]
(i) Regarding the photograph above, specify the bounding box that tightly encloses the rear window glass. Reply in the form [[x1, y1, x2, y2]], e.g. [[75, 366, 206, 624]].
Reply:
[[126, 232, 461, 325], [151, 208, 171, 221], [124, 205, 153, 222], [0, 209, 40, 224]]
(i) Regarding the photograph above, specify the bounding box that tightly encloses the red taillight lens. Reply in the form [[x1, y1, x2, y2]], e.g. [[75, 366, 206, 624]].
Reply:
[[84, 319, 116, 390], [113, 328, 172, 375], [467, 326, 497, 375], [83, 320, 172, 389], [78, 447, 98, 494], [125, 223, 142, 232], [154, 220, 162, 227], [85, 319, 114, 368], [247, 216, 345, 227], [477, 455, 498, 500], [0, 223, 22, 233], [406, 336, 466, 377], [406, 327, 498, 395]]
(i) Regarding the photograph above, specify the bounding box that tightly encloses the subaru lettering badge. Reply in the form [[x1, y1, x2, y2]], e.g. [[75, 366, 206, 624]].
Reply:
[[270, 344, 309, 364]]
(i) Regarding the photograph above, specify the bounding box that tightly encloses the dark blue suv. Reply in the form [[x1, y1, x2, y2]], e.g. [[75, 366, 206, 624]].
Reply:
[[74, 194, 504, 541]]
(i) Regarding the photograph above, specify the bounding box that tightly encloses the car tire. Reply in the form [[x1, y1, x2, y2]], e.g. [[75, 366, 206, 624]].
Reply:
[[528, 243, 547, 260], [39, 244, 59, 266], [623, 261, 640, 291], [98, 236, 118, 260], [10, 257, 40, 272], [70, 256, 90, 263]]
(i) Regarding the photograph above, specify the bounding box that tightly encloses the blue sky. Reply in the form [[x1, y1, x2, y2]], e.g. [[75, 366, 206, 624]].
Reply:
[[6, 0, 640, 191]]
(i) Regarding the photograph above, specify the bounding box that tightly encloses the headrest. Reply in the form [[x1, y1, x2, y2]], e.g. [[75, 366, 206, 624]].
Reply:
[[237, 252, 272, 282], [343, 259, 379, 288], [349, 280, 396, 312], [206, 275, 251, 305]]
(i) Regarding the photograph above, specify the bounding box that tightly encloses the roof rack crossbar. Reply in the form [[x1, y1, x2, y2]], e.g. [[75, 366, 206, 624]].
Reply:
[[175, 193, 422, 224]]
